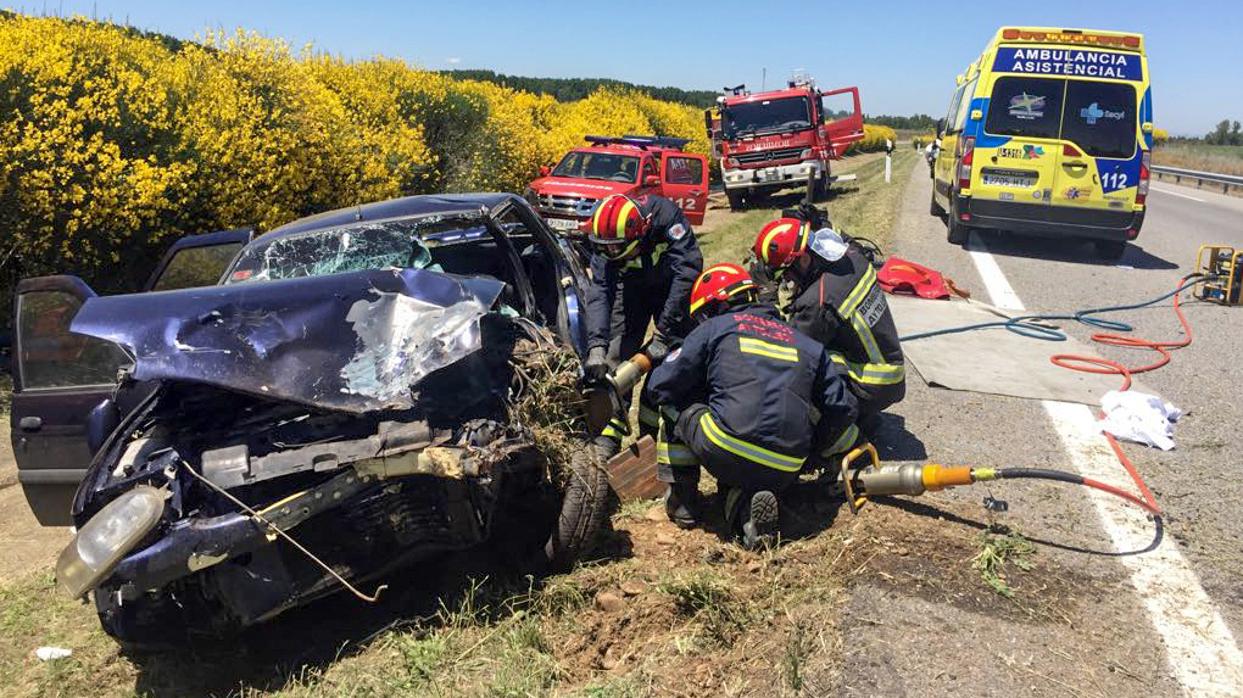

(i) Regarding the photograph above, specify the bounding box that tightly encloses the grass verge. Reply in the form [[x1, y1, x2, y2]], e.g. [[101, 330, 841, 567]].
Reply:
[[698, 150, 918, 267]]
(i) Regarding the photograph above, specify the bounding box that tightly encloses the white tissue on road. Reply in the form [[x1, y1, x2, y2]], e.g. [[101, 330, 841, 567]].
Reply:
[[35, 646, 73, 661], [1099, 390, 1183, 451]]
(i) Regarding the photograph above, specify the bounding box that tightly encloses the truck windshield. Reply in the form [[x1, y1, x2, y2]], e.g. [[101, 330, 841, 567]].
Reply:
[[723, 97, 812, 137], [226, 222, 435, 284], [551, 152, 640, 183]]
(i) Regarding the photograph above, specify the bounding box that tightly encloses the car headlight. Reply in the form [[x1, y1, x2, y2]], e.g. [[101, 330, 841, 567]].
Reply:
[[56, 485, 165, 598]]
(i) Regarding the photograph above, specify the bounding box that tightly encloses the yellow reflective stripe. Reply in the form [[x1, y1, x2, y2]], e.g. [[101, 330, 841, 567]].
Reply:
[[638, 403, 661, 427], [738, 336, 799, 363], [591, 203, 606, 235], [623, 241, 665, 270], [828, 353, 905, 386], [616, 200, 637, 238], [839, 264, 877, 317], [852, 314, 886, 364], [821, 423, 860, 458], [657, 443, 698, 466], [699, 413, 804, 473], [601, 417, 630, 439]]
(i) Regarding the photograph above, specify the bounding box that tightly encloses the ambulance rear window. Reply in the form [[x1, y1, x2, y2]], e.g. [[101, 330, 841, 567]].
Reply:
[[1061, 81, 1137, 159], [985, 77, 1064, 140]]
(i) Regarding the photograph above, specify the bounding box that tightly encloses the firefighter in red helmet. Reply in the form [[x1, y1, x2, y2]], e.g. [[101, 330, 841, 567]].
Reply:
[[583, 193, 703, 456], [646, 263, 858, 549], [752, 218, 905, 459]]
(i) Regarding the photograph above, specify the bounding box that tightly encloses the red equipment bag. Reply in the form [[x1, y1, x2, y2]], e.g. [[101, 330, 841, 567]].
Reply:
[[877, 257, 953, 299]]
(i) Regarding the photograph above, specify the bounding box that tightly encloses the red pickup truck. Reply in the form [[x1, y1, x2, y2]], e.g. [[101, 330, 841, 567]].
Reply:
[[524, 135, 710, 232]]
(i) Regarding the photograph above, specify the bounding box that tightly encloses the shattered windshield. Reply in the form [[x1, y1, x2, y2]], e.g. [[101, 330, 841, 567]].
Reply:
[[551, 152, 640, 183], [226, 221, 436, 284], [723, 97, 813, 138]]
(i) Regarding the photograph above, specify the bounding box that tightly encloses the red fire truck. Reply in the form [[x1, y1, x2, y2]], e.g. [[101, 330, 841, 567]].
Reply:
[[707, 78, 865, 210], [524, 135, 710, 232]]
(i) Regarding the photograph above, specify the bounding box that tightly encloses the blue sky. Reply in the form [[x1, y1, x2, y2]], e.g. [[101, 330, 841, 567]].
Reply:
[[11, 0, 1241, 135]]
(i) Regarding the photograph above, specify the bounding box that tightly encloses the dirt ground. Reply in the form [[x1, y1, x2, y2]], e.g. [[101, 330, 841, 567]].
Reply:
[[0, 403, 71, 583]]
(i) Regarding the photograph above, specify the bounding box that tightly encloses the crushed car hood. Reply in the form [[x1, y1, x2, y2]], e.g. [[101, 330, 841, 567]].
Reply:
[[71, 268, 504, 414]]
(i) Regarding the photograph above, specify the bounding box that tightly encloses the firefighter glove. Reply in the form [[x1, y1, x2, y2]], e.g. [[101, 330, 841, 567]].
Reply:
[[584, 346, 609, 381]]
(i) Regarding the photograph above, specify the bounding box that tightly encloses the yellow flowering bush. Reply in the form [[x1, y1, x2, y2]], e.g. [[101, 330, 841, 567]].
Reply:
[[0, 12, 876, 310]]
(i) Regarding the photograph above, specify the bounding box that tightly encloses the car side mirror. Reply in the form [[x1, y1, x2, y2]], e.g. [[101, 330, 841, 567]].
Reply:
[[538, 165, 551, 177], [644, 175, 660, 187], [86, 398, 119, 455], [935, 118, 946, 135]]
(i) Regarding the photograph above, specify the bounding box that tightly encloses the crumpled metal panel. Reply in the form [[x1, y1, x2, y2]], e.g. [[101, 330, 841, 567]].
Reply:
[[70, 268, 503, 413]]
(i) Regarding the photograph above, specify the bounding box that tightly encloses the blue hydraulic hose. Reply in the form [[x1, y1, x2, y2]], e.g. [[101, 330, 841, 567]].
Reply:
[[897, 274, 1206, 343]]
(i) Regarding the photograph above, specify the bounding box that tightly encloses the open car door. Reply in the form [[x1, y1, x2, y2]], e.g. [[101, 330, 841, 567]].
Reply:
[[11, 276, 131, 525], [660, 151, 709, 226], [820, 86, 865, 158], [143, 227, 253, 291]]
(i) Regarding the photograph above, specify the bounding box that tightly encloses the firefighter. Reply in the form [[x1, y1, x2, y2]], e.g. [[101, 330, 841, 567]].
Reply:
[[751, 218, 906, 458], [645, 263, 858, 549], [582, 193, 703, 456]]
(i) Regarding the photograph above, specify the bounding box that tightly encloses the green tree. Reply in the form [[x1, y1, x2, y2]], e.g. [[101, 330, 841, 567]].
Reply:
[[1206, 119, 1232, 145]]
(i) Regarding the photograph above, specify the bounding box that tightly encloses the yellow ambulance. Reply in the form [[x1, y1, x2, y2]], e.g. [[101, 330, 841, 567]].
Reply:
[[931, 27, 1152, 259]]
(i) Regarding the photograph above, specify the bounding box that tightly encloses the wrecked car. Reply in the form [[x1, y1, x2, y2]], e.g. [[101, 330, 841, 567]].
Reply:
[[10, 194, 609, 644]]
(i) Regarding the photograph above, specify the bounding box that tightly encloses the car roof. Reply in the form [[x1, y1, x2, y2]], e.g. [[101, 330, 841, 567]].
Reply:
[[263, 192, 520, 239]]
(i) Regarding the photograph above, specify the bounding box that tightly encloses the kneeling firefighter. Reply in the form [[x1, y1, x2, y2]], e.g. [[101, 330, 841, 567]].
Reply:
[[582, 194, 703, 456], [645, 264, 858, 549], [752, 218, 905, 456]]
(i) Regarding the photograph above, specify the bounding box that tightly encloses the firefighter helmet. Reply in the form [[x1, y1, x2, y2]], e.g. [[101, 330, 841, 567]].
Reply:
[[752, 217, 810, 270], [690, 263, 757, 317], [588, 194, 648, 260]]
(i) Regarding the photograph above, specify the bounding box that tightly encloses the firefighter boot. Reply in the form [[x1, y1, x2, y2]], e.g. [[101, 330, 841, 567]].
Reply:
[[726, 488, 779, 551], [664, 482, 701, 529]]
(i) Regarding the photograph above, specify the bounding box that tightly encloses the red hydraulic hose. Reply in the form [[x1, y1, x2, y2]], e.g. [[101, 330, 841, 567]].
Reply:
[[1044, 274, 1202, 517]]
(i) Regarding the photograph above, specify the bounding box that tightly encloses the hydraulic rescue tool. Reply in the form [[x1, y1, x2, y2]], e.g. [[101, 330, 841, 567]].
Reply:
[[1194, 245, 1242, 305], [583, 350, 655, 437], [838, 443, 1161, 516]]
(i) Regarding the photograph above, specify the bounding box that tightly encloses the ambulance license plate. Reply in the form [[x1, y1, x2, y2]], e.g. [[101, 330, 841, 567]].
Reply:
[[982, 170, 1037, 188]]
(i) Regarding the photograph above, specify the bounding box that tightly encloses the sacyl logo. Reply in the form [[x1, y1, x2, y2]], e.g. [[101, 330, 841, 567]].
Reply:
[[1079, 102, 1125, 125]]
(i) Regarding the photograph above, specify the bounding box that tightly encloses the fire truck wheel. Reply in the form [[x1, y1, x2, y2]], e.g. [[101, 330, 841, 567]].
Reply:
[[726, 190, 745, 211]]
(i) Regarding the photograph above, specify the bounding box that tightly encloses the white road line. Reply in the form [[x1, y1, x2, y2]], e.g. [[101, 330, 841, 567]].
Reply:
[[1150, 184, 1206, 202], [965, 233, 1024, 311], [966, 235, 1243, 697]]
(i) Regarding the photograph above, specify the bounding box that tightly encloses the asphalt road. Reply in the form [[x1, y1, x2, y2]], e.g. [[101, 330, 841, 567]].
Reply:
[[839, 165, 1243, 697]]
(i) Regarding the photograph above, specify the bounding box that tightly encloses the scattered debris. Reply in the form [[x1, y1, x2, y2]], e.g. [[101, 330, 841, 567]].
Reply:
[[1100, 389, 1182, 451], [972, 528, 1037, 598], [34, 646, 72, 661]]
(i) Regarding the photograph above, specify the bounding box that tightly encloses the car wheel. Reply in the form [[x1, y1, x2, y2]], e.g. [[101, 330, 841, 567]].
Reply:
[[544, 439, 611, 571], [930, 188, 945, 218], [726, 190, 745, 211], [1094, 240, 1127, 261], [946, 198, 968, 245]]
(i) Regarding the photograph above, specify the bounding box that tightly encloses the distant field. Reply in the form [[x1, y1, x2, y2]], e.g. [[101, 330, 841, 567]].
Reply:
[[1154, 142, 1243, 177]]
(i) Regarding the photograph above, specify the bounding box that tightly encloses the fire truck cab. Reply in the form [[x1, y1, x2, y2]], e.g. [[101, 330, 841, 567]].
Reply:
[[708, 79, 864, 210]]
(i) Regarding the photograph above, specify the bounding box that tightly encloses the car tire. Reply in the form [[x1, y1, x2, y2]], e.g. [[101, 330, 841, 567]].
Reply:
[[544, 439, 611, 571], [726, 190, 745, 211], [930, 188, 945, 218], [1094, 240, 1127, 261], [946, 198, 968, 245]]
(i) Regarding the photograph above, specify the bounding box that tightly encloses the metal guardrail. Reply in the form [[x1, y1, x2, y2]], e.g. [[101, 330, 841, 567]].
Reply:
[[1151, 165, 1243, 194]]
